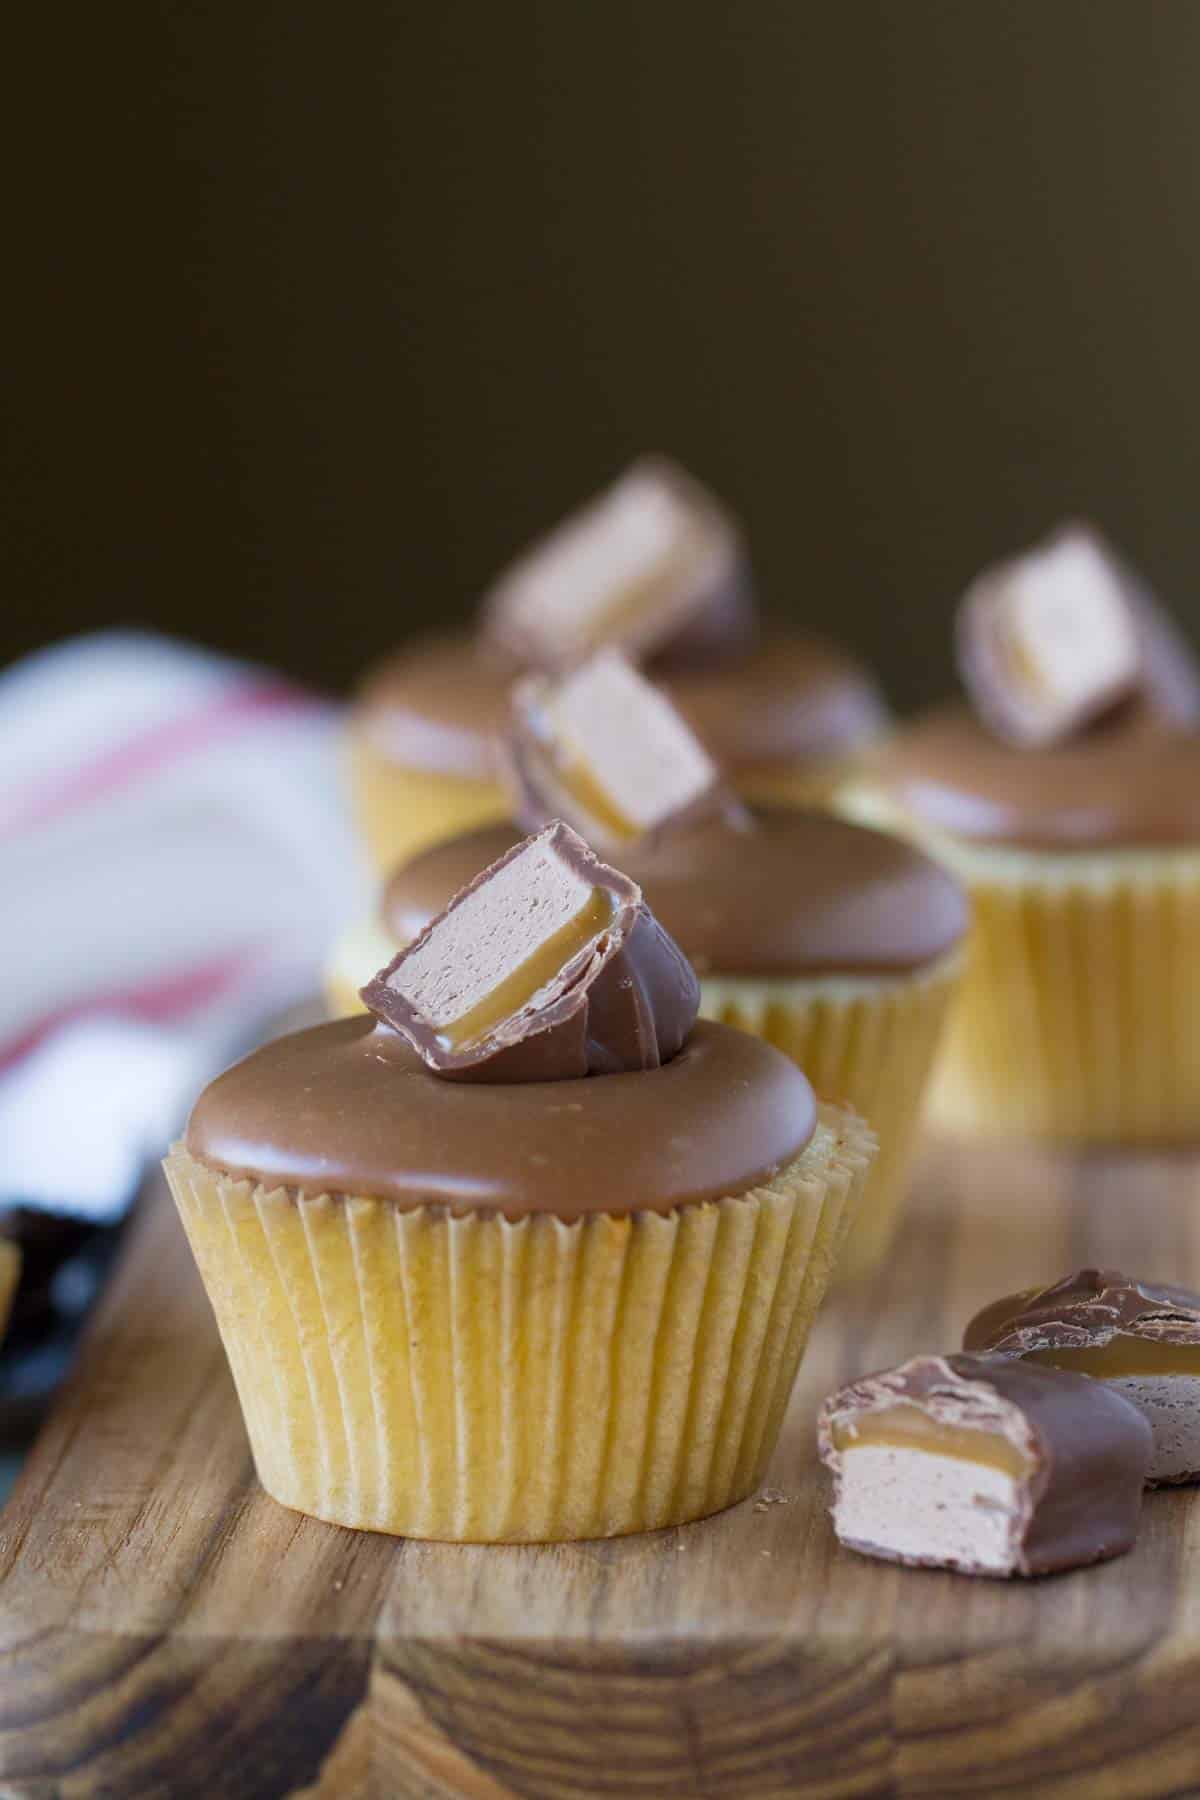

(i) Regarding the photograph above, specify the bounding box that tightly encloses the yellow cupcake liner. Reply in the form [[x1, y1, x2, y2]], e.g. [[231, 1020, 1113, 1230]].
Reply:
[[701, 952, 960, 1280], [923, 843, 1200, 1142], [346, 732, 509, 874], [838, 784, 1200, 1143], [164, 1107, 874, 1542], [0, 1238, 19, 1342]]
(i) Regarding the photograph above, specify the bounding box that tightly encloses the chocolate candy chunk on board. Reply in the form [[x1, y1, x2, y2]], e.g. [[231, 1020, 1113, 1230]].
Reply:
[[818, 1352, 1151, 1577], [965, 1267, 1200, 1486]]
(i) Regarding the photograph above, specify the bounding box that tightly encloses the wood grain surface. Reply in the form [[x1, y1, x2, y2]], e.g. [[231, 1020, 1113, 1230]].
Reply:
[[2, 1138, 1199, 1799]]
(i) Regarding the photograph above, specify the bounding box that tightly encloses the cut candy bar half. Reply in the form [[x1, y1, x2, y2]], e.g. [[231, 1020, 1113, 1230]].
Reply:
[[361, 821, 700, 1082], [965, 1267, 1200, 1486], [481, 456, 755, 671], [818, 1352, 1150, 1577], [507, 649, 739, 851]]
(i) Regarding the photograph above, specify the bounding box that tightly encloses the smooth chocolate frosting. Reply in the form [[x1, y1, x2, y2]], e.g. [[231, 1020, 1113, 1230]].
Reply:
[[186, 1016, 816, 1216], [661, 635, 888, 772], [878, 701, 1200, 849], [820, 1352, 1151, 1576], [353, 632, 887, 781], [352, 637, 514, 779], [382, 811, 968, 978], [964, 1269, 1200, 1356]]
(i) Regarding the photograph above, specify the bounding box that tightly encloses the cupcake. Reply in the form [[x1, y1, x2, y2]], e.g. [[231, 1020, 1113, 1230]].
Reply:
[[346, 457, 888, 871], [167, 824, 874, 1541], [331, 653, 965, 1278], [0, 1236, 19, 1342], [848, 522, 1200, 1141]]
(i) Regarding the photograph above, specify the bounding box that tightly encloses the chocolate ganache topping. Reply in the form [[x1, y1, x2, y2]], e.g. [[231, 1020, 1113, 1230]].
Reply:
[[382, 811, 968, 978], [185, 1016, 816, 1216], [880, 701, 1200, 850], [352, 633, 888, 783]]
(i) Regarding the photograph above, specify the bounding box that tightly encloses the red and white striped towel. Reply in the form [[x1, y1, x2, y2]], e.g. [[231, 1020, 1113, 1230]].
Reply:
[[0, 633, 369, 1219]]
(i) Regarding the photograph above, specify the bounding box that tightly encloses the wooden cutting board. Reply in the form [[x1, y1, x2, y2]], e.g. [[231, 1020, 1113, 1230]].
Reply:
[[2, 1138, 1199, 1799]]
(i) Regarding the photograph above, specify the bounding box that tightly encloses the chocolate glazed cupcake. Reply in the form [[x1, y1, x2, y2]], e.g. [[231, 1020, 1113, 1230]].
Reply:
[[846, 523, 1200, 1142], [327, 811, 965, 1280], [345, 458, 888, 872], [168, 826, 875, 1541]]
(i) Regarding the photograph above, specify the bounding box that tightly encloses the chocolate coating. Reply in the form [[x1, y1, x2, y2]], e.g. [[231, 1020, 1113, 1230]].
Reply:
[[353, 632, 887, 783], [381, 811, 968, 978], [661, 635, 889, 773], [362, 824, 700, 1081], [964, 1268, 1200, 1358], [185, 1016, 817, 1217], [878, 701, 1200, 849], [820, 1352, 1151, 1576], [352, 636, 514, 780]]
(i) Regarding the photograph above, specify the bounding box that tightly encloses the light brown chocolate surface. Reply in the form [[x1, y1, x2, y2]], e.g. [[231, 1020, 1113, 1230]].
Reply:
[[382, 810, 968, 977], [186, 1016, 816, 1216], [353, 632, 888, 782], [877, 700, 1200, 849]]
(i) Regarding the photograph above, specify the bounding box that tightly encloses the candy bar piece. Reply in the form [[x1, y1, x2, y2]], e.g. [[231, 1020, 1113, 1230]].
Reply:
[[506, 649, 740, 851], [957, 524, 1144, 746], [361, 821, 699, 1081], [818, 1352, 1150, 1577], [965, 1267, 1200, 1486], [480, 456, 755, 670]]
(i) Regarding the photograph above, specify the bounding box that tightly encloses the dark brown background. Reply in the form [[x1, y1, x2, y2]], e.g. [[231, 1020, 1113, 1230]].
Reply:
[[8, 3, 1200, 710]]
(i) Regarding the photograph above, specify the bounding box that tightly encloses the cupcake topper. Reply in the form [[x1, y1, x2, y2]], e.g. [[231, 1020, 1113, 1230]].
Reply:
[[479, 456, 756, 671], [360, 821, 700, 1081], [505, 649, 747, 852], [956, 521, 1200, 746]]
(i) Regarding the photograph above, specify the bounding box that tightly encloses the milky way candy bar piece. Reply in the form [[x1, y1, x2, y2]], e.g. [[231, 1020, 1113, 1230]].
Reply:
[[818, 1352, 1150, 1577], [956, 524, 1146, 747], [361, 821, 700, 1081], [965, 1267, 1200, 1486], [480, 456, 756, 671], [506, 649, 742, 851]]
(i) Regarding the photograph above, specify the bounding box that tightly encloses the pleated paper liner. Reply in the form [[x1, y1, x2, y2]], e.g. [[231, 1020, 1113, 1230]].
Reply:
[[921, 843, 1200, 1142], [346, 732, 509, 874], [164, 1106, 874, 1543], [702, 951, 961, 1280], [839, 781, 1200, 1143], [0, 1238, 20, 1341]]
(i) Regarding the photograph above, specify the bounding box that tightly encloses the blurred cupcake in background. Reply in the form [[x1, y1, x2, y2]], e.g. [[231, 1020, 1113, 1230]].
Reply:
[[346, 456, 889, 870], [844, 522, 1200, 1142], [0, 1236, 19, 1343], [331, 651, 965, 1278]]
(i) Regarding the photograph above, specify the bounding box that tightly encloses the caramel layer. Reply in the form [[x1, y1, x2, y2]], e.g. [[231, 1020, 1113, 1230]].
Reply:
[[554, 756, 639, 845], [1025, 1339, 1200, 1378], [439, 888, 616, 1051], [833, 1401, 1031, 1478]]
